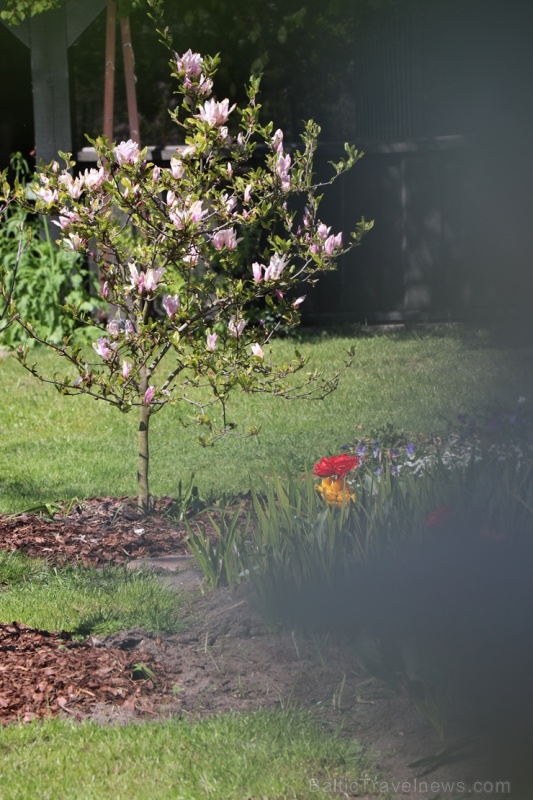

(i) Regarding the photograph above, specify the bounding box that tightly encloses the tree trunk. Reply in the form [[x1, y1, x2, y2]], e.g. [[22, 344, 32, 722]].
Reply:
[[137, 367, 152, 513]]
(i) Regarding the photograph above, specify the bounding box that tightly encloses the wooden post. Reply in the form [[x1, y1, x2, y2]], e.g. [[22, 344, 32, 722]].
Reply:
[[28, 6, 72, 164], [120, 16, 140, 144], [103, 0, 117, 143]]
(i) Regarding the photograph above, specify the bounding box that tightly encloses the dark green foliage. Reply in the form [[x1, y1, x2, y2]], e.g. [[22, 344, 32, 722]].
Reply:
[[0, 154, 103, 347]]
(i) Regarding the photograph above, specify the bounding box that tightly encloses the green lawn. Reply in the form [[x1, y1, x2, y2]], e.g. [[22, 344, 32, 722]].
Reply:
[[0, 711, 375, 800], [1, 325, 532, 512], [0, 551, 185, 636]]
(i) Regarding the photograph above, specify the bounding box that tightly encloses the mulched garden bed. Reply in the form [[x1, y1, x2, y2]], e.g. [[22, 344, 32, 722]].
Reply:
[[0, 621, 181, 725], [0, 495, 239, 566]]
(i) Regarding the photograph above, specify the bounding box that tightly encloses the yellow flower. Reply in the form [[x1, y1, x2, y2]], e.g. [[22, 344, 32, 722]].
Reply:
[[316, 476, 355, 507]]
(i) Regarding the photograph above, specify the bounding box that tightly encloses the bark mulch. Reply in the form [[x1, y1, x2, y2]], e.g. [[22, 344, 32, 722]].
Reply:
[[0, 495, 235, 567], [0, 621, 181, 725]]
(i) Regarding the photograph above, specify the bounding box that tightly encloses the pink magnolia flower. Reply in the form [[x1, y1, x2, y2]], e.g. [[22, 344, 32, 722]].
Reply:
[[52, 208, 76, 231], [251, 343, 264, 359], [206, 332, 218, 351], [212, 228, 238, 251], [228, 316, 247, 337], [162, 294, 180, 318], [244, 184, 253, 203], [52, 214, 73, 231], [293, 295, 306, 308], [227, 162, 233, 178], [189, 200, 207, 223], [144, 386, 156, 405], [129, 262, 142, 290], [264, 253, 287, 281], [219, 193, 237, 215], [34, 186, 58, 205], [272, 129, 284, 153], [152, 165, 161, 182], [144, 267, 165, 293], [113, 139, 142, 166], [197, 98, 235, 127], [83, 166, 107, 191], [317, 223, 331, 240], [275, 152, 291, 191], [324, 232, 342, 256], [195, 74, 214, 96], [122, 360, 131, 380], [69, 177, 84, 199], [101, 281, 109, 299], [170, 157, 184, 179], [184, 245, 201, 266], [176, 49, 203, 77], [59, 173, 84, 199], [169, 199, 207, 230], [106, 319, 121, 338], [252, 262, 263, 283], [64, 233, 84, 251], [92, 337, 113, 360]]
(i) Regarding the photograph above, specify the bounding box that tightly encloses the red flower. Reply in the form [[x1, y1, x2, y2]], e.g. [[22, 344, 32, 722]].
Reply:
[[425, 505, 455, 529], [313, 454, 360, 478]]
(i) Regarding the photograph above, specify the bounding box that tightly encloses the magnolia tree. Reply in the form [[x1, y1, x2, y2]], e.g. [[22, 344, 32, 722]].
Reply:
[[6, 49, 372, 512]]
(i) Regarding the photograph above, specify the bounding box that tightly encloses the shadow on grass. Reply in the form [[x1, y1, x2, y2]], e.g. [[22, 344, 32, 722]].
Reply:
[[0, 476, 87, 511]]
